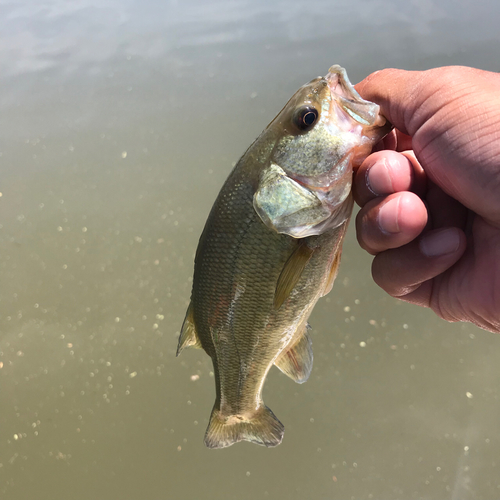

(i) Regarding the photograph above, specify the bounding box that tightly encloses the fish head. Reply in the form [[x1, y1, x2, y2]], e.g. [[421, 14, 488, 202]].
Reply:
[[254, 65, 392, 238]]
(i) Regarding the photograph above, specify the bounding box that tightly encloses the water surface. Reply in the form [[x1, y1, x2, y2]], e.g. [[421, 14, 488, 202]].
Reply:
[[1, 1, 500, 499]]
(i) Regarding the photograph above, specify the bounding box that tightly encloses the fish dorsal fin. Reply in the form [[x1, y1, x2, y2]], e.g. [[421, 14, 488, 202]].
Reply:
[[176, 302, 202, 356], [274, 242, 314, 309], [274, 324, 313, 384]]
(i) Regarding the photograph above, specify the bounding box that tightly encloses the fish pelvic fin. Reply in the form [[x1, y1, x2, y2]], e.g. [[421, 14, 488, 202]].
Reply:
[[176, 302, 202, 356], [204, 405, 284, 449], [274, 323, 313, 384]]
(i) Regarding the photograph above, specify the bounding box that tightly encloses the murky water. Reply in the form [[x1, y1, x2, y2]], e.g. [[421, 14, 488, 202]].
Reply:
[[1, 1, 500, 498]]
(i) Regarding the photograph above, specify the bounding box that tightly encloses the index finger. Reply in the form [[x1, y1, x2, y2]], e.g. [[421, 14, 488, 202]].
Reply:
[[353, 150, 427, 207]]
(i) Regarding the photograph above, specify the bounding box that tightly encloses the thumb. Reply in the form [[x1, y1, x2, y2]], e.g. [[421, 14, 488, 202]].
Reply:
[[355, 66, 486, 137]]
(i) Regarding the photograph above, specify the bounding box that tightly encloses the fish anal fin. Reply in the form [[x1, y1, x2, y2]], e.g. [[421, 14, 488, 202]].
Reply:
[[204, 405, 284, 449], [274, 324, 313, 384], [274, 242, 314, 309], [176, 302, 202, 356]]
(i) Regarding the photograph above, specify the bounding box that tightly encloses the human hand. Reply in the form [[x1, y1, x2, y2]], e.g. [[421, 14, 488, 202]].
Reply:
[[354, 66, 500, 333]]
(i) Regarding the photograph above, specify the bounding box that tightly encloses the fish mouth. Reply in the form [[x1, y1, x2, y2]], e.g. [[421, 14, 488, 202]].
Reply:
[[326, 66, 358, 101], [326, 65, 388, 128], [325, 64, 366, 105]]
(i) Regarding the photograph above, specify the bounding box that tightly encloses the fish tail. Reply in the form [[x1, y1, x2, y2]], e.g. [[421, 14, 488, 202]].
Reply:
[[204, 405, 284, 449]]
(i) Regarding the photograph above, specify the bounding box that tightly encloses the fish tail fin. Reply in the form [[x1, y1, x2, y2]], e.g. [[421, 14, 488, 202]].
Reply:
[[204, 405, 284, 449]]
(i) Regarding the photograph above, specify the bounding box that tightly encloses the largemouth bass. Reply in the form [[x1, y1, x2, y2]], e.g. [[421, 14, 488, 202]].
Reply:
[[177, 65, 391, 449]]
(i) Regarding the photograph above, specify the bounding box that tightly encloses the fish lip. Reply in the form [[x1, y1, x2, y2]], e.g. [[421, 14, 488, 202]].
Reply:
[[325, 65, 368, 106], [326, 65, 388, 128], [326, 65, 356, 100]]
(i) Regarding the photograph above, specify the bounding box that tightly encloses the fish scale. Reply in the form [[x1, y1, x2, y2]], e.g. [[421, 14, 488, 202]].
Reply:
[[177, 65, 392, 448]]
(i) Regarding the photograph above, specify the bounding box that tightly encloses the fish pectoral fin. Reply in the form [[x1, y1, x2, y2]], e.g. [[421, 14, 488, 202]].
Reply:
[[176, 302, 202, 356], [274, 324, 313, 384], [274, 242, 314, 309], [204, 405, 284, 449]]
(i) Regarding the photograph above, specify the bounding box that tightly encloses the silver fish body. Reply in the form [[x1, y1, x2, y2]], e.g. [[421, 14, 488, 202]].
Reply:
[[178, 66, 391, 448]]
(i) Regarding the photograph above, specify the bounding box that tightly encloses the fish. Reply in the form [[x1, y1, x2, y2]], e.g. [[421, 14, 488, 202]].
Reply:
[[177, 65, 391, 449]]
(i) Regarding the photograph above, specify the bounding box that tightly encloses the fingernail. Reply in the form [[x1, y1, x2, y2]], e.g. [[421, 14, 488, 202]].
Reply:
[[420, 229, 460, 257], [367, 158, 394, 195], [377, 197, 400, 234]]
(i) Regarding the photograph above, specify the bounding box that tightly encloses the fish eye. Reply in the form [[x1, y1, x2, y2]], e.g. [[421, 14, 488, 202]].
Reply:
[[293, 106, 319, 131]]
